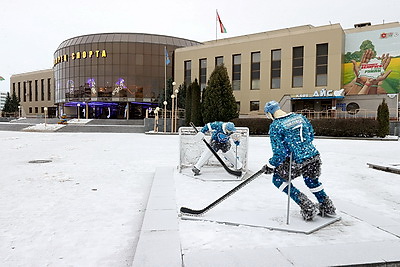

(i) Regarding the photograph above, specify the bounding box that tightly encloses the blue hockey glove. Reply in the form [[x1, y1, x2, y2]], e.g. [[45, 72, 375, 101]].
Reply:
[[216, 132, 229, 143]]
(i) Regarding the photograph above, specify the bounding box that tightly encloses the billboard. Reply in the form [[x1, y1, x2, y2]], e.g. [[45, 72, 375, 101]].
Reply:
[[343, 27, 400, 95]]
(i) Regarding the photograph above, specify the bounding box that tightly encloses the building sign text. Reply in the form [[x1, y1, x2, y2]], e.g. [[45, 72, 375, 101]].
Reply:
[[54, 50, 107, 66]]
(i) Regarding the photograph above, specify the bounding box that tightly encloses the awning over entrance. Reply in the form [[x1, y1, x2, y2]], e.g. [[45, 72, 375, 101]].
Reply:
[[291, 96, 344, 100], [291, 88, 345, 101]]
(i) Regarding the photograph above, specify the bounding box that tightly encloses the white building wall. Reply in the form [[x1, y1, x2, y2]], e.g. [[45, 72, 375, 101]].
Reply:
[[0, 92, 7, 110]]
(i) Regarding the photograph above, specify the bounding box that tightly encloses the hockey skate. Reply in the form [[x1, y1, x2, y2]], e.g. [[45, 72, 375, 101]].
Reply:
[[192, 166, 201, 176], [319, 197, 336, 217], [298, 193, 318, 221]]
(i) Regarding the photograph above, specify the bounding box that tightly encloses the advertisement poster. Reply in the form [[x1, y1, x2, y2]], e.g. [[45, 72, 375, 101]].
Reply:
[[343, 27, 400, 95]]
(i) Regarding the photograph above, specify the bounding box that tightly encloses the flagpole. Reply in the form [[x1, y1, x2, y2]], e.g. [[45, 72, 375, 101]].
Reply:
[[164, 46, 167, 133], [216, 10, 227, 40], [215, 9, 218, 41], [164, 46, 167, 108]]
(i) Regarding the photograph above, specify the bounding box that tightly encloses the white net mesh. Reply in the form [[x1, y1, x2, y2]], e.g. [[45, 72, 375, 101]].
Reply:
[[178, 126, 249, 172]]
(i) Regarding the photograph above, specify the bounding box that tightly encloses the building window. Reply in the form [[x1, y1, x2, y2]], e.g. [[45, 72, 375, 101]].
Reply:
[[184, 60, 191, 85], [41, 107, 45, 113], [28, 81, 32, 102], [316, 43, 328, 86], [215, 56, 223, 66], [292, 46, 304, 88], [41, 79, 45, 101], [47, 78, 51, 101], [250, 101, 260, 111], [34, 80, 38, 101], [232, 54, 241, 91], [29, 107, 32, 113], [251, 52, 260, 90], [35, 107, 39, 113], [18, 82, 21, 100], [23, 82, 26, 102], [346, 102, 360, 115], [271, 49, 281, 89], [199, 58, 207, 91]]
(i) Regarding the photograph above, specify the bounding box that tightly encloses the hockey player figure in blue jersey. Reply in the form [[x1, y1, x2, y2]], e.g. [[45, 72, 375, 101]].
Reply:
[[263, 101, 336, 220], [192, 121, 242, 175]]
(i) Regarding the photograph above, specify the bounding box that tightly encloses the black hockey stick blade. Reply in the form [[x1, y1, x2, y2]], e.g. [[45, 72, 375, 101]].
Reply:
[[180, 206, 205, 215], [180, 167, 265, 216], [190, 122, 242, 177]]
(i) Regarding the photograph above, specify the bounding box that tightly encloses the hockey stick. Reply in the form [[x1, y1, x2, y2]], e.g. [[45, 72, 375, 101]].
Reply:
[[180, 167, 265, 216], [286, 152, 293, 225], [190, 122, 242, 177]]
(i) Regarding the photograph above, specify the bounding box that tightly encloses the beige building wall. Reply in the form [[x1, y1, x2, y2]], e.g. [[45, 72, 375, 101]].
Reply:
[[175, 24, 345, 116], [10, 69, 56, 117]]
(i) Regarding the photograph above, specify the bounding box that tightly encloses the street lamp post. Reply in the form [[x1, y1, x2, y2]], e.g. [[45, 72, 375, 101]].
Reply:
[[154, 107, 160, 132], [77, 103, 80, 121], [171, 82, 177, 133], [18, 105, 21, 118], [163, 101, 167, 132], [171, 94, 175, 133], [174, 88, 179, 133], [44, 107, 48, 127]]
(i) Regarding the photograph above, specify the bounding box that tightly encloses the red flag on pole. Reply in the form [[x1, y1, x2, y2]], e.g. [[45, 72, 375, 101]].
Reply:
[[216, 10, 227, 33]]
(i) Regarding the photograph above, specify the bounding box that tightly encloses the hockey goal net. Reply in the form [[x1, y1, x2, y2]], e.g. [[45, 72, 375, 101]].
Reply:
[[178, 126, 249, 172]]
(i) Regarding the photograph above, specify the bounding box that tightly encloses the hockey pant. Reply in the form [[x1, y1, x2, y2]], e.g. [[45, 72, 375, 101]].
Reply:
[[194, 143, 243, 170], [272, 174, 328, 204]]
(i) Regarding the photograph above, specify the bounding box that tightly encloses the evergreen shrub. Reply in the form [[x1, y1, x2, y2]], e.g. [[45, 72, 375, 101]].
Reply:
[[377, 99, 389, 138], [202, 64, 238, 123]]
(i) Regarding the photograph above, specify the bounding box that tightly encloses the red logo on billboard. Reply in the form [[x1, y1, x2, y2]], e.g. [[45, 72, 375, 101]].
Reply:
[[380, 32, 399, 39]]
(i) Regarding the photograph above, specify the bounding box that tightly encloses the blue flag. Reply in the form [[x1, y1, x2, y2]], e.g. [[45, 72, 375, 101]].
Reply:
[[165, 47, 170, 65]]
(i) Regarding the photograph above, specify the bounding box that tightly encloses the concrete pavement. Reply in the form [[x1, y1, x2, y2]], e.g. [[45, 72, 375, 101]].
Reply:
[[0, 118, 145, 133], [133, 167, 400, 267]]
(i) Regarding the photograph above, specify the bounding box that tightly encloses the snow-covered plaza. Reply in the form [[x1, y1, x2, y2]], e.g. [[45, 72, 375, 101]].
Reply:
[[1, 129, 399, 266]]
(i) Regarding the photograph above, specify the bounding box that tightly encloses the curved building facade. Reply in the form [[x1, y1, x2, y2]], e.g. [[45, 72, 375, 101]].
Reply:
[[53, 33, 200, 119]]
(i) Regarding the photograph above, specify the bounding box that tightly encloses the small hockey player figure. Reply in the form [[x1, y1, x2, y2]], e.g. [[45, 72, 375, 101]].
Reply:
[[58, 114, 68, 125], [192, 121, 242, 175], [263, 101, 336, 220]]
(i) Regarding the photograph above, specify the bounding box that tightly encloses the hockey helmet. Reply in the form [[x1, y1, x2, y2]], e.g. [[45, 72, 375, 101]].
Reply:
[[264, 101, 280, 115], [224, 122, 236, 134]]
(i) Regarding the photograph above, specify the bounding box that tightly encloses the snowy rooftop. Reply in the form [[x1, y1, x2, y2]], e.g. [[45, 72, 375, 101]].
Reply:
[[1, 130, 399, 266]]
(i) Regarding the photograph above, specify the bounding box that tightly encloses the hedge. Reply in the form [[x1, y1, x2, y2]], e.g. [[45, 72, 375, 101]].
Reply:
[[311, 118, 379, 137], [231, 117, 379, 137], [231, 118, 271, 135]]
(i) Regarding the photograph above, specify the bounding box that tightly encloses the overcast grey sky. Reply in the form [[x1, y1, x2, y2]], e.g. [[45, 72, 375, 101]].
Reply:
[[0, 0, 399, 92]]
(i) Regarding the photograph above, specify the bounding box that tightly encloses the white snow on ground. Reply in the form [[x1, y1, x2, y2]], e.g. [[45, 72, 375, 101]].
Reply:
[[0, 131, 399, 266], [66, 119, 93, 124], [22, 123, 66, 132], [176, 137, 400, 255], [21, 119, 93, 132]]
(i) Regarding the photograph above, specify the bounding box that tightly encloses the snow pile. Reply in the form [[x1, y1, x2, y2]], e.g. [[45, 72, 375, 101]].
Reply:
[[22, 123, 66, 132], [67, 119, 92, 124]]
